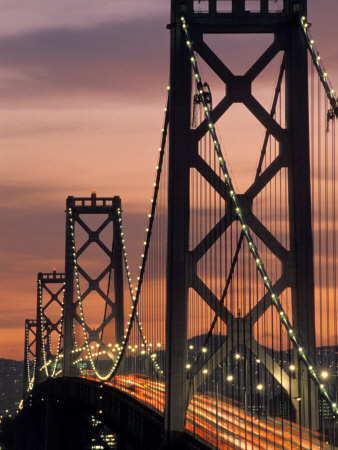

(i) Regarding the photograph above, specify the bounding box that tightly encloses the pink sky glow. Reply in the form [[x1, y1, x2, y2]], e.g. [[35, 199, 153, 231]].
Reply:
[[0, 0, 337, 359]]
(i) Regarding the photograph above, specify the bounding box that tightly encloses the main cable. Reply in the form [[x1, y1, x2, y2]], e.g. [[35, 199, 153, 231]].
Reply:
[[69, 92, 170, 381]]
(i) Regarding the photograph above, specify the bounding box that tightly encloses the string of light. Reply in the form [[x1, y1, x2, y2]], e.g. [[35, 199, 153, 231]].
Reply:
[[300, 16, 338, 117], [118, 93, 169, 377], [99, 93, 169, 378], [71, 322, 86, 375], [117, 208, 164, 376], [50, 306, 64, 378], [181, 15, 337, 417], [68, 93, 169, 380], [25, 322, 36, 392]]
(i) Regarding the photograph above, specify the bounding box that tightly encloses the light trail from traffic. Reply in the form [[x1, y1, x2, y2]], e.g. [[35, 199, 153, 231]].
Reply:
[[85, 374, 330, 449]]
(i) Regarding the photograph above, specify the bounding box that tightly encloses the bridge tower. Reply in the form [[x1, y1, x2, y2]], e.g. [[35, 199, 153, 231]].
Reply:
[[23, 319, 37, 399], [63, 193, 124, 376], [166, 0, 317, 443], [35, 270, 65, 384]]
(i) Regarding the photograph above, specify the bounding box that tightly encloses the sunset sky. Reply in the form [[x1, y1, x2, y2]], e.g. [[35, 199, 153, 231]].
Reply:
[[0, 0, 337, 360]]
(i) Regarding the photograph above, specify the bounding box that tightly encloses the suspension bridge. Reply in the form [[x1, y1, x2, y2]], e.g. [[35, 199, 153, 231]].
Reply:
[[1, 0, 338, 448]]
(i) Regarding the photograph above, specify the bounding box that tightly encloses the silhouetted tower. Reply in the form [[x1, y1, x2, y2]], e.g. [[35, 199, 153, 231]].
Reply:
[[35, 270, 65, 384], [63, 193, 124, 376], [23, 319, 37, 399], [166, 0, 316, 443]]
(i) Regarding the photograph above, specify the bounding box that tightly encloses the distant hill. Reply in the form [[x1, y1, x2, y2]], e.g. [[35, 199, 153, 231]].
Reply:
[[0, 359, 23, 415]]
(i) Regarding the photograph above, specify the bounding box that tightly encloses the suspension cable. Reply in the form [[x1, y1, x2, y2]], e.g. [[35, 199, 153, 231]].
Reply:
[[113, 94, 169, 377], [300, 16, 338, 118], [68, 92, 170, 381]]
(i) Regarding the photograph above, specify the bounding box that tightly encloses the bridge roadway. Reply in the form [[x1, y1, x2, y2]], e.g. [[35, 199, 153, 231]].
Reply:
[[21, 375, 329, 449], [21, 376, 208, 450], [108, 375, 328, 449]]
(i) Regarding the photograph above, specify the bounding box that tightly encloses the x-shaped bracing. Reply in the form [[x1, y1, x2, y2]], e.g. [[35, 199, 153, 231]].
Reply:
[[187, 33, 301, 402], [73, 214, 119, 361], [42, 284, 64, 342]]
